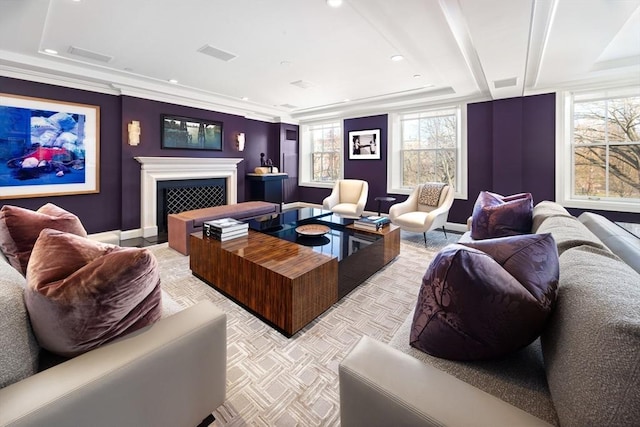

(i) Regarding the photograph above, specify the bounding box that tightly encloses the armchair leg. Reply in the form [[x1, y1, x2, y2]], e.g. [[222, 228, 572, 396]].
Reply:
[[423, 232, 427, 245], [442, 226, 448, 239]]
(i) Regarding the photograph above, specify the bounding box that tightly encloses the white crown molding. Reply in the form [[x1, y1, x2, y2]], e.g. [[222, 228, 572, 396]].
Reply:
[[0, 49, 292, 123]]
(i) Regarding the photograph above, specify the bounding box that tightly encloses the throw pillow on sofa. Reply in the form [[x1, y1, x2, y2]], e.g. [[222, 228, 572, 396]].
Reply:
[[24, 229, 162, 357], [0, 203, 87, 275], [410, 233, 558, 360], [471, 191, 533, 240]]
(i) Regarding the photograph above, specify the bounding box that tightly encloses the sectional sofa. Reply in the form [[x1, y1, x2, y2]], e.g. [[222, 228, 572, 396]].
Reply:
[[339, 201, 640, 426]]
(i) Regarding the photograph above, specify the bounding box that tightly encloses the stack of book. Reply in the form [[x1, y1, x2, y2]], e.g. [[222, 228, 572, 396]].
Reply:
[[353, 215, 391, 231], [203, 217, 249, 241]]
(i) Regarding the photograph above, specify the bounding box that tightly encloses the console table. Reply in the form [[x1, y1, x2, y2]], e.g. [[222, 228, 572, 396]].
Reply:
[[246, 173, 288, 204]]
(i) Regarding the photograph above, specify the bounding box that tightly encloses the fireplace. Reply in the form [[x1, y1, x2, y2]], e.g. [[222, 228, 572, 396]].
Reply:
[[134, 157, 243, 237]]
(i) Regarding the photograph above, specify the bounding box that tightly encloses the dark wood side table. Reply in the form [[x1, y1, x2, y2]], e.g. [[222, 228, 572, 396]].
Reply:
[[374, 196, 396, 216]]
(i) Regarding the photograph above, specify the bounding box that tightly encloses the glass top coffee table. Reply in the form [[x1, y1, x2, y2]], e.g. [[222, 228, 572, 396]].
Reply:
[[190, 207, 400, 336]]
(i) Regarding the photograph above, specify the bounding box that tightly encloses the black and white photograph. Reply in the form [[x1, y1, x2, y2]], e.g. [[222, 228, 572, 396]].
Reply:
[[349, 129, 380, 160]]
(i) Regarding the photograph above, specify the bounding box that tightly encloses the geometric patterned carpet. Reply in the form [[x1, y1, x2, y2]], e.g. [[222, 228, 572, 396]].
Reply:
[[150, 229, 460, 426]]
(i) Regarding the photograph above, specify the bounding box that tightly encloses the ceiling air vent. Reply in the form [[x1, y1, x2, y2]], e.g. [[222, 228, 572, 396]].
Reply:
[[290, 80, 314, 89], [67, 46, 113, 63], [197, 44, 237, 62], [493, 77, 518, 89]]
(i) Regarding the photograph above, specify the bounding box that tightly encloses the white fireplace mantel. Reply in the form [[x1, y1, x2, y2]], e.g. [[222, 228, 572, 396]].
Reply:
[[134, 156, 243, 237]]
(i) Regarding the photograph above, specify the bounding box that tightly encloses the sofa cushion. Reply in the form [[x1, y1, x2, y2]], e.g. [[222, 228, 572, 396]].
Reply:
[[542, 245, 640, 427], [531, 201, 573, 233], [24, 229, 162, 357], [0, 204, 87, 275], [0, 263, 39, 388], [471, 191, 533, 240], [535, 214, 608, 256], [410, 233, 558, 360]]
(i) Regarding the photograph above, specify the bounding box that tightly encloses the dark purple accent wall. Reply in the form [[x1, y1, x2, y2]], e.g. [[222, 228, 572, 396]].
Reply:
[[444, 93, 558, 223], [119, 96, 275, 230], [0, 77, 276, 233], [0, 76, 122, 233]]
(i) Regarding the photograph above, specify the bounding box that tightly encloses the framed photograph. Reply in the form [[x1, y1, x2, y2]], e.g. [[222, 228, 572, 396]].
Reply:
[[161, 114, 223, 151], [349, 129, 380, 160], [0, 93, 99, 199]]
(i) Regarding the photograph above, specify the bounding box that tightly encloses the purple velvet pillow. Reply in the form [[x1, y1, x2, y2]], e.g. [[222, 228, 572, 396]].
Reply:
[[410, 233, 558, 360], [24, 229, 162, 357], [471, 191, 533, 240]]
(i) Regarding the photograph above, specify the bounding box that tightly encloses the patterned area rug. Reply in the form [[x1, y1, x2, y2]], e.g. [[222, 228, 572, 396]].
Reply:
[[151, 229, 460, 426]]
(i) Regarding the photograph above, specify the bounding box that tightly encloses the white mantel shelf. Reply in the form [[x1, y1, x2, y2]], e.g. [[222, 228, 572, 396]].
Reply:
[[134, 156, 244, 237]]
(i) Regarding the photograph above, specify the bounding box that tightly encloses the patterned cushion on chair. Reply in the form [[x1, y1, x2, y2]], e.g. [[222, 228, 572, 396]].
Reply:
[[418, 183, 446, 207]]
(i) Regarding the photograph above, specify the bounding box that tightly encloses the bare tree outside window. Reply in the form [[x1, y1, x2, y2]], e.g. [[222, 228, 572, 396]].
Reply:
[[572, 95, 640, 200], [310, 123, 341, 182], [400, 110, 458, 188]]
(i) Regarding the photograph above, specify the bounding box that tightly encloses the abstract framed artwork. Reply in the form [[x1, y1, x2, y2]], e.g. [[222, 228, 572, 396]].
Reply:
[[349, 129, 380, 160], [161, 114, 223, 151], [0, 93, 100, 199]]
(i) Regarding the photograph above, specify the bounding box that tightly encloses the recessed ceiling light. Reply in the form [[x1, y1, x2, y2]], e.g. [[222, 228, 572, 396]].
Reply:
[[280, 60, 292, 66], [327, 0, 343, 7], [168, 79, 178, 84], [43, 49, 58, 55], [241, 96, 249, 101], [413, 74, 422, 78], [391, 55, 404, 62], [343, 98, 350, 102]]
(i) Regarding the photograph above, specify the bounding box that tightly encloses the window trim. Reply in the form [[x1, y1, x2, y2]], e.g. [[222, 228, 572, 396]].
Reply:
[[298, 120, 343, 189], [556, 88, 640, 213], [387, 104, 468, 199]]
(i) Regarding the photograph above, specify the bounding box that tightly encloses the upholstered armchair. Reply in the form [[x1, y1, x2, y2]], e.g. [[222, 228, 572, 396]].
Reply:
[[322, 179, 369, 218], [389, 183, 454, 243]]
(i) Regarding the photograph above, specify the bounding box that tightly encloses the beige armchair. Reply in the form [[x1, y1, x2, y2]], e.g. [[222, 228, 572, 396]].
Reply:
[[322, 179, 369, 218], [389, 183, 454, 243]]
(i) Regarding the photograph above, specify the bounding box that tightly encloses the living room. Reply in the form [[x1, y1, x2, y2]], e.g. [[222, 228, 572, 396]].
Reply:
[[1, 1, 639, 426]]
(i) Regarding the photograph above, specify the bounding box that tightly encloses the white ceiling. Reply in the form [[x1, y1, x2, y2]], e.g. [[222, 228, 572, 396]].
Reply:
[[1, 0, 639, 122]]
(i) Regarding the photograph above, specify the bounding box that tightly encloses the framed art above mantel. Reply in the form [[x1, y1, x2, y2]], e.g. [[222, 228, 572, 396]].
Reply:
[[0, 93, 100, 199], [161, 114, 223, 151], [349, 129, 380, 160]]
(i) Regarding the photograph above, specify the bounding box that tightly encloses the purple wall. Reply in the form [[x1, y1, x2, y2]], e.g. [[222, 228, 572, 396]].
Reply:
[[2, 76, 636, 232], [448, 93, 557, 223], [119, 96, 276, 230], [0, 77, 122, 233], [0, 77, 278, 233]]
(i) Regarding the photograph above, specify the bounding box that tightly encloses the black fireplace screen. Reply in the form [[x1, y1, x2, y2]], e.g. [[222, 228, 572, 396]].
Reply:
[[156, 178, 226, 233]]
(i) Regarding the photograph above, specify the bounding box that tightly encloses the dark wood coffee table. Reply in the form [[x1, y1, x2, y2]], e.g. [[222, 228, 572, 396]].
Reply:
[[190, 209, 399, 336]]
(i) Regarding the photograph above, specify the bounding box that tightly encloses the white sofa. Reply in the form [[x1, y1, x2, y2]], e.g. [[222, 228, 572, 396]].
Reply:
[[0, 249, 227, 427], [339, 201, 640, 426]]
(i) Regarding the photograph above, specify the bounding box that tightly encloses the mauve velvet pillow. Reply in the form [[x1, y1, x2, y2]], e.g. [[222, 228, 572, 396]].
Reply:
[[0, 203, 87, 275], [471, 191, 533, 240], [410, 233, 558, 360], [24, 229, 162, 357]]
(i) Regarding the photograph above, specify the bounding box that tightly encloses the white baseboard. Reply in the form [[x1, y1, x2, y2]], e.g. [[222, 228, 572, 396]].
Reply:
[[120, 228, 143, 240], [88, 230, 121, 245]]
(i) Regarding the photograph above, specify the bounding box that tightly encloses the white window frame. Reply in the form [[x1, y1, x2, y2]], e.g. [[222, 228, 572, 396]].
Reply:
[[387, 104, 467, 199], [298, 120, 343, 188], [556, 87, 640, 213]]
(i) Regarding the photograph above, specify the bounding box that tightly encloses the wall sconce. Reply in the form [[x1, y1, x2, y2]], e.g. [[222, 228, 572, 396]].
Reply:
[[236, 132, 245, 151], [128, 120, 141, 146]]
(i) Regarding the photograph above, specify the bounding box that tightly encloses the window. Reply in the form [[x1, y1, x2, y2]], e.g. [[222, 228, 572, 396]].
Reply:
[[558, 88, 640, 212], [388, 106, 466, 197], [299, 121, 342, 187]]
